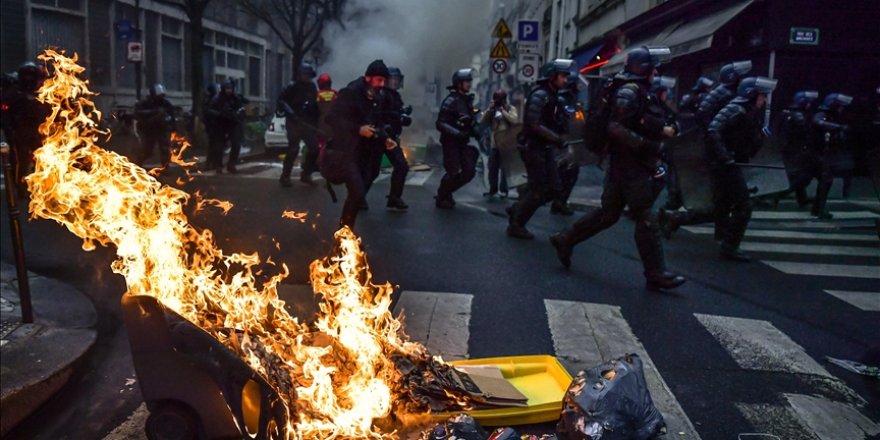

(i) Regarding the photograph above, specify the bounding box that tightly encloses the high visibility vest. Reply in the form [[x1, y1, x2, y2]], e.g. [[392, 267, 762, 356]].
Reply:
[[317, 89, 337, 103]]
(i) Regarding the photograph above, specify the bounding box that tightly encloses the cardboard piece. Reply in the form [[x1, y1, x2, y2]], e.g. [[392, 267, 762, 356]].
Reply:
[[454, 365, 529, 407]]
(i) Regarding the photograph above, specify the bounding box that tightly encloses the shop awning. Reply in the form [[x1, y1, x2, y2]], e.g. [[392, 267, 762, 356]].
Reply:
[[571, 42, 604, 70], [601, 0, 753, 75]]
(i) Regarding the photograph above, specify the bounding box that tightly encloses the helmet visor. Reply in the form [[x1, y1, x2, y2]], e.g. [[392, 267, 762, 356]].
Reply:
[[647, 47, 672, 66], [835, 94, 854, 106], [656, 76, 677, 90], [753, 77, 778, 94], [804, 90, 819, 100], [732, 60, 753, 76]]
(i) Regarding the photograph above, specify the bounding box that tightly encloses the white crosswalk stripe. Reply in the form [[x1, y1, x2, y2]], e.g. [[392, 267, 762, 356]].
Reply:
[[750, 210, 879, 220], [205, 161, 435, 187], [543, 300, 701, 439], [696, 313, 877, 440], [823, 290, 880, 311], [392, 290, 471, 361], [682, 226, 878, 242], [762, 261, 880, 279], [738, 242, 880, 257]]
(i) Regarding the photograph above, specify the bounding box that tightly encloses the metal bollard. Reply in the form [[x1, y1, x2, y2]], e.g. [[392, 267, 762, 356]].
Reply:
[[0, 142, 33, 323]]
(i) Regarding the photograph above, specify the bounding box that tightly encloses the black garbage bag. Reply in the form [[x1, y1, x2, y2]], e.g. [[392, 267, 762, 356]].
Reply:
[[424, 414, 488, 440], [556, 354, 666, 440]]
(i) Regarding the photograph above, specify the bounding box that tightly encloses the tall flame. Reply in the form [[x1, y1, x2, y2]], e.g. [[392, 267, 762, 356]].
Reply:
[[27, 50, 426, 439]]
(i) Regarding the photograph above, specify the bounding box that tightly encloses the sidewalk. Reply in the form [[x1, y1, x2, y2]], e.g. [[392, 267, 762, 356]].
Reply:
[[0, 261, 97, 436]]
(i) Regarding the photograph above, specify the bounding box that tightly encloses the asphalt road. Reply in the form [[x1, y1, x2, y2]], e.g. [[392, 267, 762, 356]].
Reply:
[[2, 154, 878, 440]]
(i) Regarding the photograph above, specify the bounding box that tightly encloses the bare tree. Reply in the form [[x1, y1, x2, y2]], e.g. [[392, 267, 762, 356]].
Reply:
[[238, 0, 347, 71], [153, 0, 212, 123]]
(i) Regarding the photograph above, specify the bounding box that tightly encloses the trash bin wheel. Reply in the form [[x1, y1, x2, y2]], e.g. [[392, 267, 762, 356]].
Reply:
[[145, 402, 200, 440]]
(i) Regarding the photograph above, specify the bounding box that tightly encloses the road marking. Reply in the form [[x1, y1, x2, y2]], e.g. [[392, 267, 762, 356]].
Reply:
[[762, 261, 880, 279], [785, 394, 880, 440], [102, 403, 148, 440], [694, 314, 832, 377], [823, 290, 880, 311], [736, 402, 822, 440], [545, 300, 701, 440], [393, 291, 471, 361], [405, 169, 434, 187], [739, 242, 880, 257], [682, 226, 877, 242], [750, 211, 879, 220]]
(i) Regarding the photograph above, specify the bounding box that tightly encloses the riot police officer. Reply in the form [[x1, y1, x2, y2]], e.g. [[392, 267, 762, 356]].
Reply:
[[206, 79, 247, 173], [323, 59, 396, 228], [202, 83, 221, 170], [679, 76, 714, 114], [435, 68, 480, 209], [549, 47, 686, 291], [811, 93, 853, 219], [505, 59, 572, 238], [659, 77, 777, 262], [551, 74, 584, 216], [779, 90, 820, 207], [134, 83, 176, 169], [650, 75, 683, 210], [695, 60, 752, 128], [368, 66, 411, 210], [277, 62, 319, 186], [5, 62, 50, 193]]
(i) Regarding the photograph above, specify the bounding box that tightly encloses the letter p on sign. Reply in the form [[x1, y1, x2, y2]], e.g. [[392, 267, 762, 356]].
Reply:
[[517, 20, 540, 42]]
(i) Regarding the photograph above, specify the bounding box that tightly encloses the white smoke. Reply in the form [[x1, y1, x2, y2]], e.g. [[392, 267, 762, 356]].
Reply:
[[320, 0, 491, 109]]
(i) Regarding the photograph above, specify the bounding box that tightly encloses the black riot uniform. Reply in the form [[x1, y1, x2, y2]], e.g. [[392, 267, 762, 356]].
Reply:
[[202, 83, 221, 170], [4, 62, 50, 193], [363, 67, 411, 210], [650, 76, 683, 210], [778, 90, 820, 207], [678, 76, 714, 114], [134, 83, 176, 168], [694, 61, 752, 128], [660, 77, 777, 262], [551, 74, 583, 216], [206, 80, 247, 173], [278, 63, 319, 186], [549, 47, 686, 291], [506, 59, 572, 239], [322, 60, 391, 228], [810, 93, 853, 219], [435, 68, 480, 209]]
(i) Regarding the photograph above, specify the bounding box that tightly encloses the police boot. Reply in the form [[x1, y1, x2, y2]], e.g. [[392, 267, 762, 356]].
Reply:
[[811, 181, 833, 219], [549, 233, 573, 269], [550, 201, 574, 216], [387, 196, 408, 210], [645, 271, 687, 292], [435, 194, 455, 209], [280, 176, 293, 187], [720, 245, 751, 262], [505, 205, 534, 239], [226, 164, 238, 174], [300, 172, 313, 184], [657, 208, 682, 240]]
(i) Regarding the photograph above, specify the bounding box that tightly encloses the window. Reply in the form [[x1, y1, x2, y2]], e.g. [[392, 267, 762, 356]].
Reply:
[[227, 52, 245, 70], [32, 8, 86, 60], [161, 36, 183, 90], [215, 50, 226, 67], [248, 56, 260, 97], [32, 0, 83, 12]]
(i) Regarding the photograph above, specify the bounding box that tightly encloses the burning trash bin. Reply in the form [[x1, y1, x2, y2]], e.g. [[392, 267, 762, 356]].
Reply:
[[122, 294, 289, 440]]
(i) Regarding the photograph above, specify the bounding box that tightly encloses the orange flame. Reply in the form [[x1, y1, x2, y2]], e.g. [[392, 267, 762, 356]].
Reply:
[[27, 49, 430, 439], [282, 210, 308, 223]]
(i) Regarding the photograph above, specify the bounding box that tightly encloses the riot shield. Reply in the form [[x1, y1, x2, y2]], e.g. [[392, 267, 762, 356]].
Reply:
[[742, 136, 790, 197], [494, 122, 528, 188], [668, 126, 714, 212]]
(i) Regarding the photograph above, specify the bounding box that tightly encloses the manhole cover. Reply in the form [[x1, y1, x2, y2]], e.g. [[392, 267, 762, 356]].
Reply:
[[1, 319, 21, 339]]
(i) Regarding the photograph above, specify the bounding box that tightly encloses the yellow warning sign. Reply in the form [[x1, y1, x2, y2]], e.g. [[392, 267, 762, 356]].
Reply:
[[490, 39, 512, 59], [493, 19, 513, 39]]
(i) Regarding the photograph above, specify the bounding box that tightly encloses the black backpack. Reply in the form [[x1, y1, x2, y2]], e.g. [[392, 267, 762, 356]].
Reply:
[[582, 76, 621, 156]]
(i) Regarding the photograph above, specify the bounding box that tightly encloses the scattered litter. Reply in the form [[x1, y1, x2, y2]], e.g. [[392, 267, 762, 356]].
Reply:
[[125, 378, 137, 386], [826, 356, 880, 378]]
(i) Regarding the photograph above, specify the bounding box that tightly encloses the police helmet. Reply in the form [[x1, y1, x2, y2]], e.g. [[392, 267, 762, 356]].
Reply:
[[388, 67, 403, 80], [17, 61, 47, 84], [451, 68, 474, 88], [719, 60, 752, 85], [693, 76, 715, 92], [149, 83, 167, 98], [492, 89, 507, 102], [624, 46, 671, 77], [651, 75, 677, 93], [297, 62, 317, 78], [539, 58, 575, 81], [791, 90, 819, 109], [317, 73, 332, 89], [206, 83, 218, 95], [221, 79, 236, 91], [735, 76, 777, 102], [820, 93, 853, 110]]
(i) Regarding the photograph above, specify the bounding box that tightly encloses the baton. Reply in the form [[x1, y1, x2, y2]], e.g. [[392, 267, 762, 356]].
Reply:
[[733, 163, 786, 170]]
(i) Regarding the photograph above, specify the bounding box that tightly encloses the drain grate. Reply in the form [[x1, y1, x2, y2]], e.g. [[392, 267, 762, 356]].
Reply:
[[1, 319, 21, 339]]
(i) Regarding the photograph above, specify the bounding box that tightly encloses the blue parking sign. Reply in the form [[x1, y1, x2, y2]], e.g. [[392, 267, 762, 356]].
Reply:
[[517, 20, 540, 42]]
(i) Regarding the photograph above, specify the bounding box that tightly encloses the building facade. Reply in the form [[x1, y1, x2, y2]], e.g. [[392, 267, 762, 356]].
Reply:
[[0, 0, 294, 112]]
